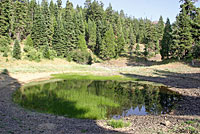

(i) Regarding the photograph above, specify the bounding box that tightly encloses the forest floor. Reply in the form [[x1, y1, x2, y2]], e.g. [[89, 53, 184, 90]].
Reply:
[[0, 56, 200, 134]]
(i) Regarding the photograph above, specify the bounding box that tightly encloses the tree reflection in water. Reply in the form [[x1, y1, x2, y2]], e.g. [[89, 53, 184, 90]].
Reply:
[[13, 80, 181, 119]]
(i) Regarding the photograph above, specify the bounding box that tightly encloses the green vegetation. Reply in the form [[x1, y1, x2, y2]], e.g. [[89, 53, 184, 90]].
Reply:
[[168, 120, 200, 134], [107, 119, 130, 128], [52, 74, 136, 81], [12, 40, 21, 59], [0, 0, 199, 64]]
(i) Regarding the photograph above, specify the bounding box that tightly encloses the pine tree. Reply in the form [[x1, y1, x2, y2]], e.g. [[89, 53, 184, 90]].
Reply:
[[115, 17, 125, 57], [57, 0, 62, 9], [105, 3, 114, 24], [88, 19, 96, 51], [172, 1, 194, 59], [52, 18, 65, 57], [12, 40, 21, 59], [43, 42, 50, 59], [41, 0, 53, 46], [0, 0, 12, 37], [78, 34, 87, 51], [128, 27, 136, 55], [157, 16, 165, 41], [63, 0, 76, 56], [31, 6, 48, 49], [191, 7, 200, 58], [99, 25, 116, 60], [135, 43, 140, 55], [13, 0, 28, 40], [161, 18, 172, 59], [49, 0, 55, 16], [26, 0, 37, 36]]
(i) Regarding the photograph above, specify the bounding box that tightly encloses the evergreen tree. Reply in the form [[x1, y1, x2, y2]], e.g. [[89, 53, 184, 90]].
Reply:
[[105, 3, 114, 24], [43, 42, 50, 59], [88, 19, 96, 51], [191, 7, 200, 58], [41, 0, 53, 46], [31, 6, 48, 49], [49, 0, 55, 15], [99, 25, 116, 60], [78, 34, 87, 51], [161, 18, 172, 59], [157, 16, 165, 41], [13, 0, 28, 40], [128, 27, 136, 55], [172, 1, 194, 59], [26, 0, 37, 36], [63, 0, 76, 56], [12, 40, 21, 59], [57, 0, 62, 9], [135, 43, 140, 55], [0, 0, 12, 37]]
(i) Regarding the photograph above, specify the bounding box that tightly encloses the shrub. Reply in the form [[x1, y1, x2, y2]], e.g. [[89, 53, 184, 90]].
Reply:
[[71, 49, 92, 64], [107, 119, 130, 128], [25, 48, 42, 62], [12, 40, 21, 60]]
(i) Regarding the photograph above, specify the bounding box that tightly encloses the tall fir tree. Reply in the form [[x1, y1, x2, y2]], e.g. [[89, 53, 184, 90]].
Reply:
[[0, 0, 12, 38], [31, 6, 48, 49], [161, 18, 172, 59], [52, 17, 65, 57], [63, 0, 76, 56], [87, 19, 96, 52], [41, 0, 53, 47], [99, 25, 116, 60], [172, 1, 194, 59], [13, 0, 28, 40], [12, 39, 21, 59], [157, 16, 165, 41]]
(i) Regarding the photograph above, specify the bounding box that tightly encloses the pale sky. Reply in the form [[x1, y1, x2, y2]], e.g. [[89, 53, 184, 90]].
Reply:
[[48, 0, 200, 23]]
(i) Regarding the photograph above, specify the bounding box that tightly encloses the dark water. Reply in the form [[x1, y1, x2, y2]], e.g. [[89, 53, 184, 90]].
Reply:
[[13, 80, 181, 119]]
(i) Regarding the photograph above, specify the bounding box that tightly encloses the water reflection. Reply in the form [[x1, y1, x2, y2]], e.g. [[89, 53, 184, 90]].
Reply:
[[13, 80, 180, 119]]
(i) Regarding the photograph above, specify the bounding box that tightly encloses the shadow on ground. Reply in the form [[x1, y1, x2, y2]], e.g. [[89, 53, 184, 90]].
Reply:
[[0, 69, 125, 134], [121, 70, 200, 116], [126, 56, 164, 67]]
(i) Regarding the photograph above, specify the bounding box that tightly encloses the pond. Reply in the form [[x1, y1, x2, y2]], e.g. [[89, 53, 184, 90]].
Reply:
[[13, 79, 181, 120]]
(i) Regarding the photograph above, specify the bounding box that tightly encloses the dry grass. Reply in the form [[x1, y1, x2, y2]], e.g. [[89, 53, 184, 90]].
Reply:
[[1, 55, 200, 83]]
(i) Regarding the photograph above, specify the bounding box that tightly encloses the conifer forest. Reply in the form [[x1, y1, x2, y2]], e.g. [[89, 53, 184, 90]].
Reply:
[[0, 0, 199, 63]]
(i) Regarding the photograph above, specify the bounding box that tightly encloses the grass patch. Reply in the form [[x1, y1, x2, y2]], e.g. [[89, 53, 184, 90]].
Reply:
[[107, 119, 130, 128], [52, 73, 137, 81]]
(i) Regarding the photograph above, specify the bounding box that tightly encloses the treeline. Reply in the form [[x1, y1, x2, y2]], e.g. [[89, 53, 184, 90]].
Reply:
[[0, 0, 199, 64]]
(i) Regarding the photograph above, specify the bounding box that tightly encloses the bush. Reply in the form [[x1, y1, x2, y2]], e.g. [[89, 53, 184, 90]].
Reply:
[[25, 48, 42, 62], [71, 49, 92, 64], [12, 40, 21, 60]]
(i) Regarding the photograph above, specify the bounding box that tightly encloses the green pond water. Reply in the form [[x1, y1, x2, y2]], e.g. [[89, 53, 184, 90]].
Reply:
[[13, 79, 180, 120]]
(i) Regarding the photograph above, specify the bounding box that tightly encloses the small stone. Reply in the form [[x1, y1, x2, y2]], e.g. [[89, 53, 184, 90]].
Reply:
[[160, 121, 171, 127]]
